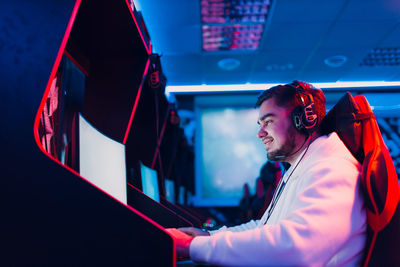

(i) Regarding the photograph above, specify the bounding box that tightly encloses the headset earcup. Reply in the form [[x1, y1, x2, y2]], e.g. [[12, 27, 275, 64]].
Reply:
[[291, 106, 304, 133], [303, 103, 318, 132], [288, 81, 319, 135]]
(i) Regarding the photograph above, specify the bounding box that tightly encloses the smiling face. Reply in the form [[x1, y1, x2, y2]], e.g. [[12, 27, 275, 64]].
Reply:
[[257, 97, 300, 163]]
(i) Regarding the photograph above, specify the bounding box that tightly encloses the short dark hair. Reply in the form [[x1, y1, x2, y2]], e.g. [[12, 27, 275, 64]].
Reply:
[[255, 81, 326, 128]]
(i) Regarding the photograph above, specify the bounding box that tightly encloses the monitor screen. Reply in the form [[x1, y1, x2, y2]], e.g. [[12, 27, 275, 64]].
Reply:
[[140, 162, 160, 202], [164, 178, 175, 203], [178, 186, 185, 205], [194, 94, 268, 206], [79, 113, 127, 204]]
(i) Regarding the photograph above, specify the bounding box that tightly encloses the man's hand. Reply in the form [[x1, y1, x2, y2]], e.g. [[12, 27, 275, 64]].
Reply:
[[178, 227, 210, 237], [166, 228, 195, 259]]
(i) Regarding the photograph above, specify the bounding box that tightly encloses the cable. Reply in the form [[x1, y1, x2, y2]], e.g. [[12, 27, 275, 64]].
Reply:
[[262, 135, 312, 224]]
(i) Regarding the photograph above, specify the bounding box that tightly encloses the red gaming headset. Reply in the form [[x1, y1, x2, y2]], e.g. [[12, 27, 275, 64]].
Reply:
[[288, 81, 318, 135]]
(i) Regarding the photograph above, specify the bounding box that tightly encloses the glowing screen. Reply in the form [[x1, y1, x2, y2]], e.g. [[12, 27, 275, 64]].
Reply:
[[140, 162, 160, 202], [79, 113, 127, 204], [165, 178, 175, 203], [194, 95, 268, 206]]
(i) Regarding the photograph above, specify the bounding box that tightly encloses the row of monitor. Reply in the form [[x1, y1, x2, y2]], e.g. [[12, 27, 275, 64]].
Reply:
[[50, 52, 267, 210], [79, 112, 180, 205], [37, 51, 185, 215]]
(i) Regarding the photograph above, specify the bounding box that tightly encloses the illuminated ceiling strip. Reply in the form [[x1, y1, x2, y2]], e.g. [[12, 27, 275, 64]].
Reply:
[[166, 81, 400, 94]]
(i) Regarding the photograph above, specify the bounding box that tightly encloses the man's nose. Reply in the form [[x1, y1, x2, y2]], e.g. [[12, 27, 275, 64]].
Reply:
[[257, 127, 267, 138]]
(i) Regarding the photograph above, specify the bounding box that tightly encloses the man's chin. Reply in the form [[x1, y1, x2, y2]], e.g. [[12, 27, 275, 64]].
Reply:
[[267, 152, 277, 161], [267, 151, 285, 161]]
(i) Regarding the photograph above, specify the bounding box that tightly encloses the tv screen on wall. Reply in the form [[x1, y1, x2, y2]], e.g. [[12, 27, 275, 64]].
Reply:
[[193, 94, 268, 207]]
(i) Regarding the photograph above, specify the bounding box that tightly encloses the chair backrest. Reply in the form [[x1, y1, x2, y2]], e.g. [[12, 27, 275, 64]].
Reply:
[[319, 92, 400, 266]]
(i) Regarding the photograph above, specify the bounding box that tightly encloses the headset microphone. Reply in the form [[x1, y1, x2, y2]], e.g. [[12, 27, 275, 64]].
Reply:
[[271, 134, 311, 160]]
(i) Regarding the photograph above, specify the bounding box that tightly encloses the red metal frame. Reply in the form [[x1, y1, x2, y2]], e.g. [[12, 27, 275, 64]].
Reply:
[[123, 59, 151, 144], [32, 1, 175, 265]]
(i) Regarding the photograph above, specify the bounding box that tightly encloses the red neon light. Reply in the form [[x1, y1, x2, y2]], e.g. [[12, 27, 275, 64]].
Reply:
[[33, 1, 173, 263], [124, 0, 151, 55], [151, 104, 171, 169], [63, 49, 89, 76], [33, 0, 170, 241], [33, 0, 82, 148], [123, 59, 151, 144]]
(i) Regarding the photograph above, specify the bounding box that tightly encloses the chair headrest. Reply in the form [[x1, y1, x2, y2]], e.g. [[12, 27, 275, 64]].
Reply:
[[319, 92, 374, 163]]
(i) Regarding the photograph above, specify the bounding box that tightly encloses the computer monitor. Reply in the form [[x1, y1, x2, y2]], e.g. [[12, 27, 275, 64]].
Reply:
[[79, 113, 127, 204], [178, 186, 185, 205], [164, 178, 175, 203], [140, 162, 160, 202]]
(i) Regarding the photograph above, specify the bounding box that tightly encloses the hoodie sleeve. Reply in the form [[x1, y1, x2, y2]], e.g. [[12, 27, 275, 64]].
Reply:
[[190, 158, 366, 266]]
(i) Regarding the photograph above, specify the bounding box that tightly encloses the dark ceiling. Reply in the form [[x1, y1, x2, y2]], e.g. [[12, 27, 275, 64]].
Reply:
[[136, 0, 400, 87]]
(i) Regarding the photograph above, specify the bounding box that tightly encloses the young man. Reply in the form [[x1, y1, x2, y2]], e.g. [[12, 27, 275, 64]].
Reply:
[[167, 81, 366, 266]]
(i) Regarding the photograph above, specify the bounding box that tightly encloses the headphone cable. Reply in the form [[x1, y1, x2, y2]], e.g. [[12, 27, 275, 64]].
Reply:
[[262, 134, 312, 224]]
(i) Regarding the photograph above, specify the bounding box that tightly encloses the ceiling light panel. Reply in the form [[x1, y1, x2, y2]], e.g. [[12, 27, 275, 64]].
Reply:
[[201, 0, 271, 51], [360, 47, 400, 67], [202, 24, 263, 51]]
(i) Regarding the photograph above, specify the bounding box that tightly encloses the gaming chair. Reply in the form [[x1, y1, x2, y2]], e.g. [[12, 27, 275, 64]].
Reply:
[[319, 92, 400, 266]]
